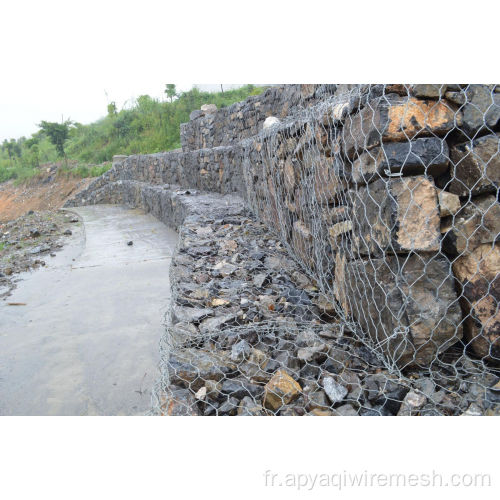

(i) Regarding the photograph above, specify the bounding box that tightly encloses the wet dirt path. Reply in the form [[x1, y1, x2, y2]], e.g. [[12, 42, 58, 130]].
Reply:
[[0, 205, 178, 415]]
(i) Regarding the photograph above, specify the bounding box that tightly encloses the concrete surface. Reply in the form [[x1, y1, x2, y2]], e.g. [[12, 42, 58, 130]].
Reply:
[[0, 205, 178, 416]]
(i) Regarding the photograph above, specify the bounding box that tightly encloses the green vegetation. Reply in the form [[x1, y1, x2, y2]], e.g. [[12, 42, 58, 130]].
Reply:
[[0, 85, 265, 185]]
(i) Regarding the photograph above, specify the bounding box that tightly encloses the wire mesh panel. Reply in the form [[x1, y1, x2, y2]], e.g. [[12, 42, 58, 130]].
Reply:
[[152, 84, 500, 416]]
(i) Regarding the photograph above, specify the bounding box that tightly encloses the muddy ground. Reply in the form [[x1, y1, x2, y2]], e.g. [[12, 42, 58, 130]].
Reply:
[[0, 210, 80, 298]]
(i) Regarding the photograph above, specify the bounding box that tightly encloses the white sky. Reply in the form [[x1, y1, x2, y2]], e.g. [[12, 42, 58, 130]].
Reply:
[[0, 0, 258, 142], [0, 0, 497, 143]]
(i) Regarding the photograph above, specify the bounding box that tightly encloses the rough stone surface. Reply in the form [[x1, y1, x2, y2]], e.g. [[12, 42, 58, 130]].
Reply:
[[449, 134, 500, 196], [335, 253, 463, 367], [351, 138, 449, 184], [443, 195, 500, 254], [342, 96, 459, 159], [264, 370, 302, 411], [453, 243, 500, 363], [351, 176, 441, 256]]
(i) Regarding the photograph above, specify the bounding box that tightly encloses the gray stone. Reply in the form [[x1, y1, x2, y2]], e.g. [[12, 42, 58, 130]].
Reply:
[[167, 349, 237, 391], [335, 252, 462, 368], [172, 306, 214, 324], [198, 313, 237, 334], [351, 137, 449, 184], [448, 134, 500, 196], [323, 376, 348, 404], [231, 340, 251, 362]]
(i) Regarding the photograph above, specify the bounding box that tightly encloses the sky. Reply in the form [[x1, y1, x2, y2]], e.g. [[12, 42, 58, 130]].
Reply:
[[0, 0, 261, 143]]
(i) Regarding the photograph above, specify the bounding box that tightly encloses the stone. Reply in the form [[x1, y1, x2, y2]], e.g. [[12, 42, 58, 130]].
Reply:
[[461, 403, 483, 416], [363, 373, 409, 414], [30, 229, 41, 237], [198, 313, 237, 334], [335, 253, 463, 367], [263, 369, 302, 411], [333, 404, 358, 416], [263, 116, 280, 130], [195, 386, 207, 400], [172, 306, 214, 324], [351, 137, 449, 184], [189, 109, 204, 120], [200, 103, 217, 114], [448, 134, 500, 196], [437, 189, 461, 217], [323, 376, 348, 404], [218, 397, 239, 415], [309, 409, 335, 416], [213, 260, 237, 277], [167, 349, 237, 391], [328, 221, 352, 252], [237, 396, 265, 416], [443, 195, 500, 254], [171, 321, 200, 346], [453, 243, 500, 362], [342, 95, 459, 159], [312, 293, 337, 317], [457, 85, 500, 136], [351, 176, 441, 256], [292, 220, 313, 267], [305, 390, 330, 411], [231, 340, 251, 362], [210, 298, 230, 307], [220, 378, 264, 399], [28, 244, 50, 254], [397, 390, 427, 416], [411, 84, 448, 98], [126, 240, 133, 245], [112, 154, 128, 166], [297, 344, 328, 364], [239, 348, 272, 383], [311, 154, 349, 203], [253, 273, 270, 288], [162, 387, 200, 416]]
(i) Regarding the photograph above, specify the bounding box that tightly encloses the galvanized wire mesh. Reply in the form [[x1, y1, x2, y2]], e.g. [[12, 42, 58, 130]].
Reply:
[[152, 84, 500, 416]]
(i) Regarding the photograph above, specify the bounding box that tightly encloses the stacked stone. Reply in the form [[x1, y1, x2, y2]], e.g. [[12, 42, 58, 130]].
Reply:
[[180, 85, 337, 152], [245, 84, 500, 369], [159, 207, 499, 416]]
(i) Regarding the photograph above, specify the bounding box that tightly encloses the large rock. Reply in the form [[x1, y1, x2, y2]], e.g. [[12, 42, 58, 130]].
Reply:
[[311, 154, 349, 203], [167, 349, 237, 391], [351, 176, 441, 257], [335, 253, 463, 368], [453, 243, 500, 363], [443, 195, 500, 254], [342, 96, 459, 159], [161, 387, 200, 416], [200, 103, 217, 114], [455, 85, 500, 137], [351, 137, 449, 184], [263, 369, 302, 411], [448, 134, 500, 196]]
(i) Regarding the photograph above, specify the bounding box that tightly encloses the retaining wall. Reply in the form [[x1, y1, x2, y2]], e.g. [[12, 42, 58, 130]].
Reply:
[[68, 84, 500, 369]]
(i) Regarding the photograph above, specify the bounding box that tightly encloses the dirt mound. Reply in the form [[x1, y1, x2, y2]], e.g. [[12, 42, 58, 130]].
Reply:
[[0, 172, 92, 223]]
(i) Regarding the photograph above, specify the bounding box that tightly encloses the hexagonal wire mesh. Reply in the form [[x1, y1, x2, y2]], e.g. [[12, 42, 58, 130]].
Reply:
[[152, 84, 499, 416]]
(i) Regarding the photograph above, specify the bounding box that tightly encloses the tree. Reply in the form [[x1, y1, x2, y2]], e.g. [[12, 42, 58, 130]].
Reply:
[[1, 139, 19, 164], [38, 120, 72, 158], [164, 84, 177, 102], [107, 102, 117, 117]]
